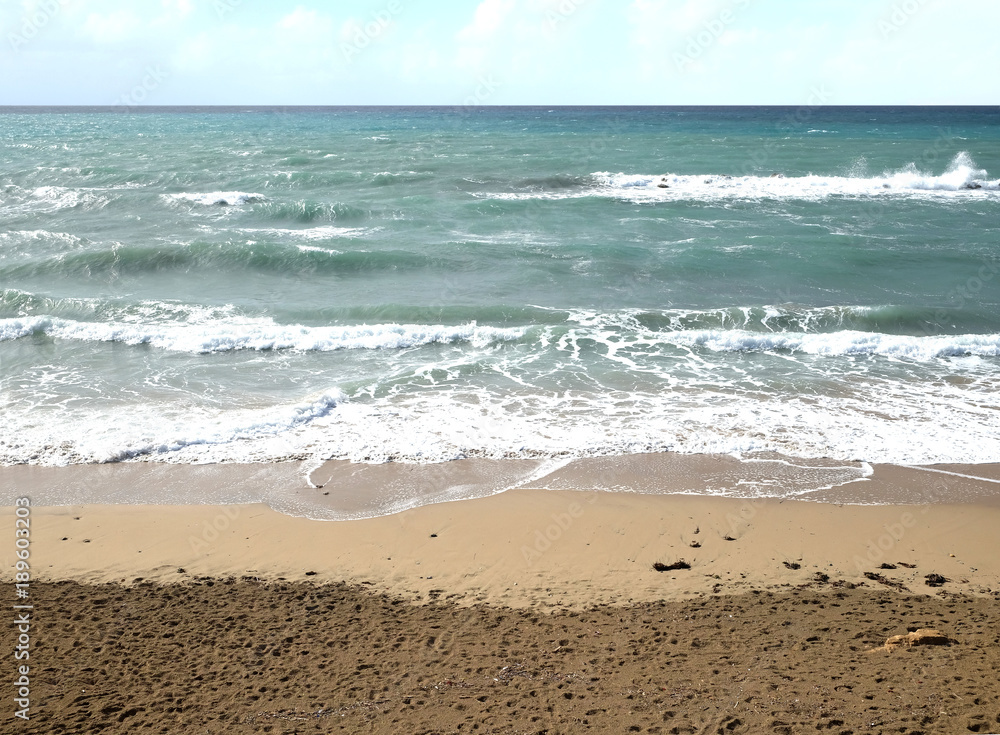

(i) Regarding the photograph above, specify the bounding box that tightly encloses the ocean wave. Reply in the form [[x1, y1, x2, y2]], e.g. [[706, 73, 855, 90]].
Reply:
[[0, 241, 427, 278], [562, 303, 989, 337], [0, 289, 245, 325], [658, 329, 1000, 360], [27, 185, 111, 211], [7, 299, 994, 360], [0, 229, 86, 258], [0, 229, 83, 245], [517, 174, 591, 190], [478, 153, 999, 202], [164, 191, 267, 206], [554, 306, 1000, 360], [371, 171, 433, 186], [238, 225, 376, 241], [255, 199, 368, 223], [0, 316, 528, 353], [102, 391, 346, 462], [2, 391, 347, 464], [1, 291, 558, 334], [592, 153, 999, 200]]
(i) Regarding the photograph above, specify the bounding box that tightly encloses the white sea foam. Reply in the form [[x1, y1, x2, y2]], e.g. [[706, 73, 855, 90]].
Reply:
[[0, 229, 84, 249], [0, 291, 245, 326], [479, 153, 999, 202], [4, 391, 346, 465], [7, 368, 996, 469], [27, 186, 110, 211], [239, 225, 376, 240], [558, 304, 927, 338], [295, 244, 343, 255], [165, 191, 267, 206], [591, 153, 999, 201], [3, 322, 999, 469], [0, 316, 527, 353], [659, 329, 1000, 360]]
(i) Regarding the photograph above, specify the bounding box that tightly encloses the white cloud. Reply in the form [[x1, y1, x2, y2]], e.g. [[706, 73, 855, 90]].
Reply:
[[717, 28, 757, 47], [457, 0, 516, 42]]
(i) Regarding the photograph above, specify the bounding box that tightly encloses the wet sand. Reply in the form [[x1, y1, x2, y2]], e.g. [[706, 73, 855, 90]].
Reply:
[[3, 452, 1000, 521]]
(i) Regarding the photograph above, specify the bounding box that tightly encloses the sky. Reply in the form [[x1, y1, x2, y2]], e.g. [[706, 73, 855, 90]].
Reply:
[[1, 0, 998, 106]]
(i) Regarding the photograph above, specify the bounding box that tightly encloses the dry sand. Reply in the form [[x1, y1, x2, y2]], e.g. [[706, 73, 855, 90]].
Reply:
[[12, 490, 1000, 606], [3, 479, 1000, 733]]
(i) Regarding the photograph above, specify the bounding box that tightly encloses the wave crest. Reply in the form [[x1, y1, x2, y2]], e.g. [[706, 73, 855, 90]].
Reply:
[[0, 316, 527, 353], [591, 153, 999, 201], [165, 191, 266, 206], [478, 153, 999, 202], [664, 329, 1000, 359]]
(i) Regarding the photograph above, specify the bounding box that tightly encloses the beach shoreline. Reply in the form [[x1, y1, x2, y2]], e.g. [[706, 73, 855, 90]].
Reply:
[[3, 451, 1000, 522]]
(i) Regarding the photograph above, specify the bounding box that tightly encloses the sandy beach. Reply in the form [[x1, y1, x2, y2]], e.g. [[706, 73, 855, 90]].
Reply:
[[3, 466, 1000, 733]]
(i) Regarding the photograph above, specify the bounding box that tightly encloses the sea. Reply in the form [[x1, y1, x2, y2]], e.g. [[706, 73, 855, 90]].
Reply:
[[2, 106, 999, 511]]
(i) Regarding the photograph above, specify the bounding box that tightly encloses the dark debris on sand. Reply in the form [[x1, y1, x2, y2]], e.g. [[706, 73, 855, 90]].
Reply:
[[864, 571, 910, 592], [653, 560, 691, 572], [925, 573, 948, 587]]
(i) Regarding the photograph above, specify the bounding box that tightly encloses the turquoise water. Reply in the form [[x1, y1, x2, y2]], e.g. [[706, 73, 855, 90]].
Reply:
[[2, 106, 999, 474]]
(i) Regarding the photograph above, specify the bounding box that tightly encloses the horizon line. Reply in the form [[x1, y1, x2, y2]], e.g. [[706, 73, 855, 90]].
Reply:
[[1, 104, 997, 111]]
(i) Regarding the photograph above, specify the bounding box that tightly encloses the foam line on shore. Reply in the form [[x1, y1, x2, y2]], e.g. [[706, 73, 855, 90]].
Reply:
[[896, 465, 1000, 485]]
